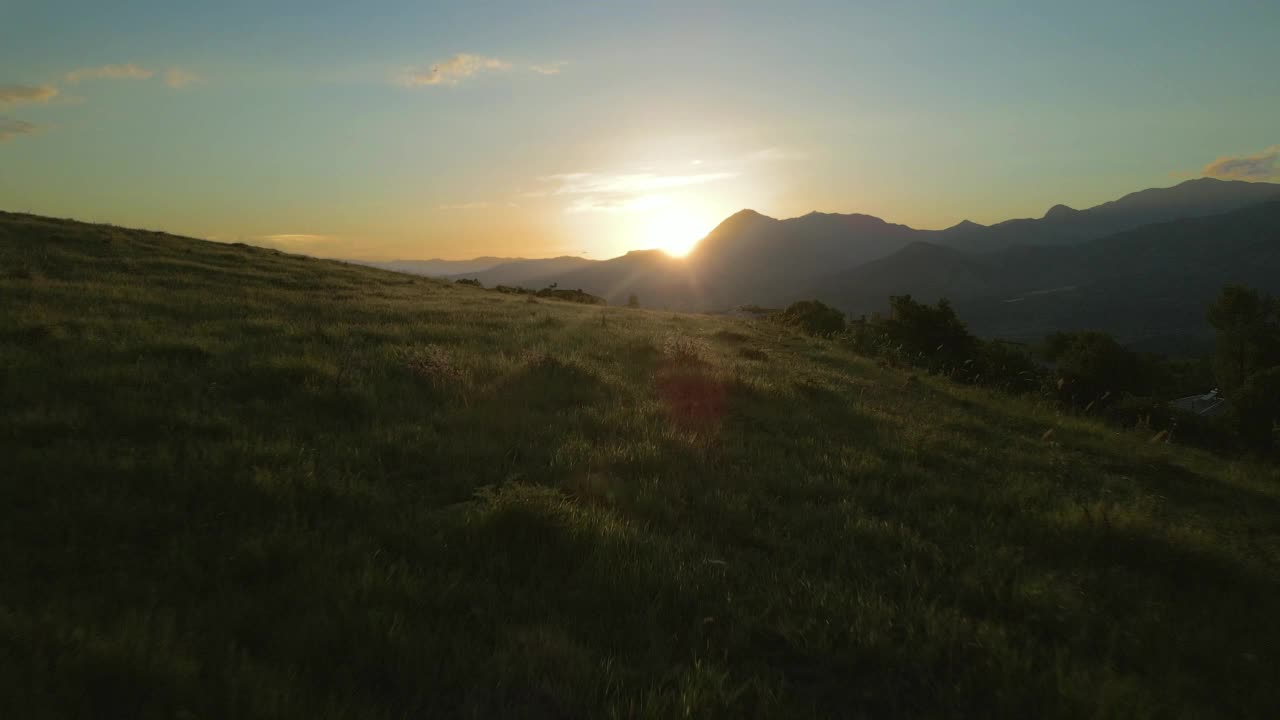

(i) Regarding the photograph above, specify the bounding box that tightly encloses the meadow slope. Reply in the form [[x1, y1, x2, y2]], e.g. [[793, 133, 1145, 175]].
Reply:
[[1, 211, 1278, 718]]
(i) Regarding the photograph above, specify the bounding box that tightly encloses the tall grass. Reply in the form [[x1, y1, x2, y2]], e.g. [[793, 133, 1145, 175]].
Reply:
[[1, 211, 1278, 718]]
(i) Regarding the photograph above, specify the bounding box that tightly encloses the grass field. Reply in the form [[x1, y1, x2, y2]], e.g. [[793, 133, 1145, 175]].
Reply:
[[2, 210, 1278, 718]]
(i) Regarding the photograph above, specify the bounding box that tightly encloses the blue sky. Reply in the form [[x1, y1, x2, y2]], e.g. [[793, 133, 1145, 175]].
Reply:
[[2, 1, 1278, 259]]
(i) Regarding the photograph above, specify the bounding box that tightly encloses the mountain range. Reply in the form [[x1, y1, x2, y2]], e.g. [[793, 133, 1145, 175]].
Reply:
[[822, 200, 1280, 353], [369, 178, 1280, 350]]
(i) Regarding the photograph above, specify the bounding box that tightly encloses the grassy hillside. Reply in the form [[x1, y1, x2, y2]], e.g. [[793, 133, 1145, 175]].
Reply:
[[2, 211, 1278, 718]]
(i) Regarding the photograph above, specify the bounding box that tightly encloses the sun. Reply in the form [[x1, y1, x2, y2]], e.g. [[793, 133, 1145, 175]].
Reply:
[[644, 205, 713, 257]]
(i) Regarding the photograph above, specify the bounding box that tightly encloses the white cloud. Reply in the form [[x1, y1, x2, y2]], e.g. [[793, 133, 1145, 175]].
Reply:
[[399, 54, 566, 87], [64, 64, 200, 91], [542, 170, 736, 214], [1202, 146, 1279, 181], [529, 61, 568, 75], [401, 54, 512, 87], [65, 64, 155, 84], [545, 171, 737, 196], [0, 117, 39, 142], [164, 68, 200, 89], [0, 85, 58, 109]]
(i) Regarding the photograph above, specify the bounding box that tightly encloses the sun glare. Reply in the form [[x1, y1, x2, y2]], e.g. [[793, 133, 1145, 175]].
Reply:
[[645, 206, 714, 257]]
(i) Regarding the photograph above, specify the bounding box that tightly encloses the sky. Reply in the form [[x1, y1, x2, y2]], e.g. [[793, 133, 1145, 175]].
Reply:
[[2, 1, 1278, 260]]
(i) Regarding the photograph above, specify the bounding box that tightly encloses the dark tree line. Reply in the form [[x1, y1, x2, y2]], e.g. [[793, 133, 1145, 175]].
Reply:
[[770, 284, 1280, 452], [1208, 285, 1280, 448]]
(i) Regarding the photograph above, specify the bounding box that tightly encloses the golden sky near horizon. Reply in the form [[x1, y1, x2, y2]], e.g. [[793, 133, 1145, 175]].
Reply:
[[3, 2, 1279, 260]]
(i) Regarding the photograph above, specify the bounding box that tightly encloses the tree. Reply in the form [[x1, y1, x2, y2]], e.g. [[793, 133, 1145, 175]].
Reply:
[[880, 295, 977, 370], [1207, 285, 1280, 395], [627, 293, 640, 309], [1233, 366, 1280, 449], [1044, 331, 1144, 410]]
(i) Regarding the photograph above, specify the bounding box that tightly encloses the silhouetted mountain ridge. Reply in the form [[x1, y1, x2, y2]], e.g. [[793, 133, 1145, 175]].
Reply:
[[386, 179, 1280, 345], [819, 199, 1280, 348], [942, 177, 1280, 252]]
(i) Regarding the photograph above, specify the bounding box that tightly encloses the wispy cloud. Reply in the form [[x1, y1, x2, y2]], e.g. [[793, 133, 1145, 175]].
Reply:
[[542, 171, 737, 214], [65, 63, 155, 84], [401, 54, 512, 87], [546, 172, 737, 196], [0, 117, 39, 143], [164, 68, 201, 89], [529, 61, 568, 76], [399, 54, 566, 87], [0, 84, 59, 109], [1202, 146, 1279, 181], [565, 194, 671, 214], [533, 147, 801, 213]]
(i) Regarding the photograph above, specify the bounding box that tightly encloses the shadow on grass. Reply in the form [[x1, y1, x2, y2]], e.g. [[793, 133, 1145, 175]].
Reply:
[[1098, 455, 1280, 518]]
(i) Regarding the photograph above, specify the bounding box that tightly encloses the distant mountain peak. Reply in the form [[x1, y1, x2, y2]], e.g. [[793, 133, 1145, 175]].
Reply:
[[944, 219, 985, 233], [798, 210, 884, 221], [1096, 176, 1280, 215], [1043, 204, 1080, 220], [622, 248, 673, 260], [696, 209, 778, 248]]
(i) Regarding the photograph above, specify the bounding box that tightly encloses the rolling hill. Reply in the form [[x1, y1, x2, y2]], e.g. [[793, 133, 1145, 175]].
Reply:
[[352, 256, 519, 277], [444, 255, 598, 288], [2, 210, 1278, 717], [352, 255, 596, 281]]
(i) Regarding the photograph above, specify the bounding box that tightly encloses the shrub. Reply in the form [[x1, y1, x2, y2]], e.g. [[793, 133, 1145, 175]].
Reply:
[[776, 300, 845, 337], [627, 294, 640, 309], [536, 287, 606, 305], [403, 344, 468, 400], [456, 278, 482, 288], [661, 335, 708, 365], [974, 340, 1044, 393], [736, 304, 779, 318]]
